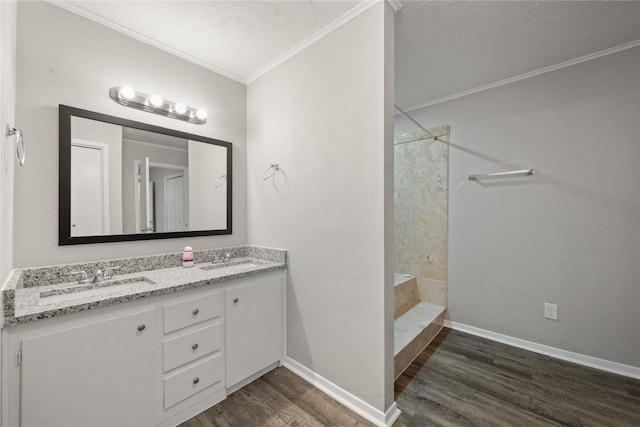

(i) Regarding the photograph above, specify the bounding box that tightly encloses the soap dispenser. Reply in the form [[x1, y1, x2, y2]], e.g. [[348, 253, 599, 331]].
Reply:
[[182, 246, 194, 267]]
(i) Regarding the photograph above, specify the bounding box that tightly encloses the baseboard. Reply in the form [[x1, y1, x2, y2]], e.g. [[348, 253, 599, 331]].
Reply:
[[445, 321, 640, 380], [226, 361, 280, 395], [282, 357, 401, 427]]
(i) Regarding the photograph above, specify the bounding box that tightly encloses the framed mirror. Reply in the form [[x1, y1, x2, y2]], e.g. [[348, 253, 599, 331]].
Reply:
[[59, 104, 232, 245]]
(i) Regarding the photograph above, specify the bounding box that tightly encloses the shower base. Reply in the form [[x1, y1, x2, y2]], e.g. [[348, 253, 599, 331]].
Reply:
[[394, 273, 445, 379]]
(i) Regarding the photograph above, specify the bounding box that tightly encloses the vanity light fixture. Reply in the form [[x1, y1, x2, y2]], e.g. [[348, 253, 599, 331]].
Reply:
[[195, 109, 207, 120], [173, 102, 187, 115], [109, 86, 207, 125], [149, 94, 163, 107]]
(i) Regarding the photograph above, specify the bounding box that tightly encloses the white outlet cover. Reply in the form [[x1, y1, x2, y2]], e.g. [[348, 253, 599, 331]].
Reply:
[[544, 302, 558, 320]]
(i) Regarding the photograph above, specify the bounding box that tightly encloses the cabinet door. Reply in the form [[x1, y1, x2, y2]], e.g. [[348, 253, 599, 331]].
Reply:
[[226, 275, 282, 388], [20, 309, 155, 427]]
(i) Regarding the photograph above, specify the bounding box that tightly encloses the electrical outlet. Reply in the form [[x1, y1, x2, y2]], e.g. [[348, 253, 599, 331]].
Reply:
[[544, 303, 558, 320]]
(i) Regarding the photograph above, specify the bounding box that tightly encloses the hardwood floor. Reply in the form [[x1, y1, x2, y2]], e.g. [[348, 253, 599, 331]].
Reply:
[[181, 328, 640, 426], [395, 328, 640, 426], [179, 367, 375, 427]]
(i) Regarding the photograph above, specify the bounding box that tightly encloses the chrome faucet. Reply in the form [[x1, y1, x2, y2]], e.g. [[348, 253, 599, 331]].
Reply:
[[92, 266, 120, 283], [70, 270, 89, 284], [92, 269, 104, 283], [104, 266, 119, 280], [212, 253, 232, 264]]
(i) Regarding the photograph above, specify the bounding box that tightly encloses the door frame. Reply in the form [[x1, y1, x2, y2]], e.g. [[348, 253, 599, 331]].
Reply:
[[163, 171, 187, 232], [71, 138, 110, 235]]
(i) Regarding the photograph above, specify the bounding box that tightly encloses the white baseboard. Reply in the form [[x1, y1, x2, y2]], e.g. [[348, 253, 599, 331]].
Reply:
[[282, 357, 401, 427], [445, 321, 640, 380]]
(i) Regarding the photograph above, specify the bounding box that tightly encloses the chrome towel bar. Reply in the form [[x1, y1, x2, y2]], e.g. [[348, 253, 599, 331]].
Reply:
[[468, 168, 535, 181]]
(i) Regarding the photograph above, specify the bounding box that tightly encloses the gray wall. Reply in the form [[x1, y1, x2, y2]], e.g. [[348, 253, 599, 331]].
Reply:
[[0, 1, 17, 285], [409, 47, 640, 368], [247, 3, 394, 412], [14, 1, 247, 267], [188, 141, 227, 231]]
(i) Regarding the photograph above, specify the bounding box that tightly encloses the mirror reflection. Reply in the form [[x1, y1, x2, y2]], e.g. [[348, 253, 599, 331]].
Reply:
[[59, 105, 232, 245]]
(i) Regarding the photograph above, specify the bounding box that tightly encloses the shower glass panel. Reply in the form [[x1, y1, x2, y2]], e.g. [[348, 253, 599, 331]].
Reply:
[[393, 114, 449, 307]]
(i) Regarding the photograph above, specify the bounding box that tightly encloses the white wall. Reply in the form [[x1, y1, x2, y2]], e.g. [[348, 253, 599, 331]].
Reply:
[[14, 1, 247, 267], [0, 0, 17, 285], [408, 47, 640, 368], [247, 3, 394, 412]]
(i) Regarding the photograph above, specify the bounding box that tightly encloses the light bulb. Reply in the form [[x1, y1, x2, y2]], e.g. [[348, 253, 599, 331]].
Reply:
[[149, 94, 163, 107], [174, 103, 187, 114], [195, 109, 207, 120], [120, 86, 135, 100]]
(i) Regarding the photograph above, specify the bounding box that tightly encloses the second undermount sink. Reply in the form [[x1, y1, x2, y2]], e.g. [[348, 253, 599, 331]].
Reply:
[[199, 258, 266, 274], [39, 277, 156, 302]]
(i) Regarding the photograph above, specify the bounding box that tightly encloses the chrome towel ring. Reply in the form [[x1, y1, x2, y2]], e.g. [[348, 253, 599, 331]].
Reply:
[[262, 164, 280, 181], [214, 174, 227, 188], [6, 124, 25, 166]]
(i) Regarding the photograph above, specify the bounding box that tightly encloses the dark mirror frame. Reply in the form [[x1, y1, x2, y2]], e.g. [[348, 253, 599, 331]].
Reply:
[[59, 104, 232, 245]]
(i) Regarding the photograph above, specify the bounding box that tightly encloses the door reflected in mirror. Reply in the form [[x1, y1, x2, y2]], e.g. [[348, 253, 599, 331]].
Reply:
[[60, 105, 232, 245]]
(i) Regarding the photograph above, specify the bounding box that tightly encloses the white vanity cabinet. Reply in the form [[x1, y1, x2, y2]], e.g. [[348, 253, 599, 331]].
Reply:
[[159, 292, 226, 426], [2, 270, 285, 427], [225, 274, 283, 389], [16, 308, 156, 427]]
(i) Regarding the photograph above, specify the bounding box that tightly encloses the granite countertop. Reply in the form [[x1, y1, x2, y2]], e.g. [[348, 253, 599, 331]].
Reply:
[[3, 246, 287, 326]]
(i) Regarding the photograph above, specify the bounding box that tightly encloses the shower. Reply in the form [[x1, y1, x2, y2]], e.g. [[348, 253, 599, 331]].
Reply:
[[393, 105, 449, 379]]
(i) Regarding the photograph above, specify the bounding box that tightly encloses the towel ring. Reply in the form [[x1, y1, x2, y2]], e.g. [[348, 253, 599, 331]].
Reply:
[[6, 125, 25, 166], [214, 174, 227, 188], [262, 164, 280, 181]]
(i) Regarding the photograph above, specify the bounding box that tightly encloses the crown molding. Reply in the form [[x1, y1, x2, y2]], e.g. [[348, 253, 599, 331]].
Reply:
[[48, 1, 247, 84], [402, 38, 640, 112], [247, 0, 379, 84], [386, 0, 403, 12]]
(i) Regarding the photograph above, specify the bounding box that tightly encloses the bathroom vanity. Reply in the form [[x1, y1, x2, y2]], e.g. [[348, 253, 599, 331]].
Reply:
[[1, 246, 286, 427]]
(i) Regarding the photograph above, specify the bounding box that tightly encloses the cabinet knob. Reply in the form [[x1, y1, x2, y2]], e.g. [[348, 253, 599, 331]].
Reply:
[[192, 308, 199, 315], [192, 343, 199, 350], [233, 298, 239, 304], [193, 377, 200, 385], [137, 324, 146, 332]]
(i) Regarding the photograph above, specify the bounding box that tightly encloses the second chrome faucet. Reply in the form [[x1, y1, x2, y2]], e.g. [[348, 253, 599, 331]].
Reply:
[[70, 266, 119, 284], [212, 253, 232, 264]]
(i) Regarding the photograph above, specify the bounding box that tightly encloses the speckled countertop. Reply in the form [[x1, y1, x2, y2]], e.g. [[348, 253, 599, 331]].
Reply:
[[3, 245, 287, 326]]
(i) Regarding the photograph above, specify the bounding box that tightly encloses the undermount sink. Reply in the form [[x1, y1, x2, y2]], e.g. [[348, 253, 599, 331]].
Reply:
[[199, 258, 265, 273], [39, 277, 156, 302]]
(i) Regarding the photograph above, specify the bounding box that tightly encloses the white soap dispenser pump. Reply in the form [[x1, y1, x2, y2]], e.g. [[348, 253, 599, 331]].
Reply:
[[182, 246, 194, 267]]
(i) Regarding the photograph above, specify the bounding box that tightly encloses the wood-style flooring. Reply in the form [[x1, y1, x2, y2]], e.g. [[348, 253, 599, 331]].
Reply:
[[181, 328, 640, 426], [178, 366, 374, 427], [395, 328, 640, 426]]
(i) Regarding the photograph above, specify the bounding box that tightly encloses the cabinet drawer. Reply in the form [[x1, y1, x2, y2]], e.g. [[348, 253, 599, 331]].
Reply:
[[164, 353, 223, 409], [164, 292, 221, 333], [163, 323, 221, 372]]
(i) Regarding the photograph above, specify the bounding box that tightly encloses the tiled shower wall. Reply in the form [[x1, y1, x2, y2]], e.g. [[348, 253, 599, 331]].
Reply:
[[394, 138, 448, 306]]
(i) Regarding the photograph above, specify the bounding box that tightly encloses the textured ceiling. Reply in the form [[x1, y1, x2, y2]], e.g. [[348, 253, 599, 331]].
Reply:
[[54, 1, 640, 108], [56, 0, 362, 82], [395, 1, 640, 109]]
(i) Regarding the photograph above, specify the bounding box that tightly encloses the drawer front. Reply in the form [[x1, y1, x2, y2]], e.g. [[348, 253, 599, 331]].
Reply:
[[163, 323, 221, 372], [164, 354, 223, 409], [164, 292, 221, 333]]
